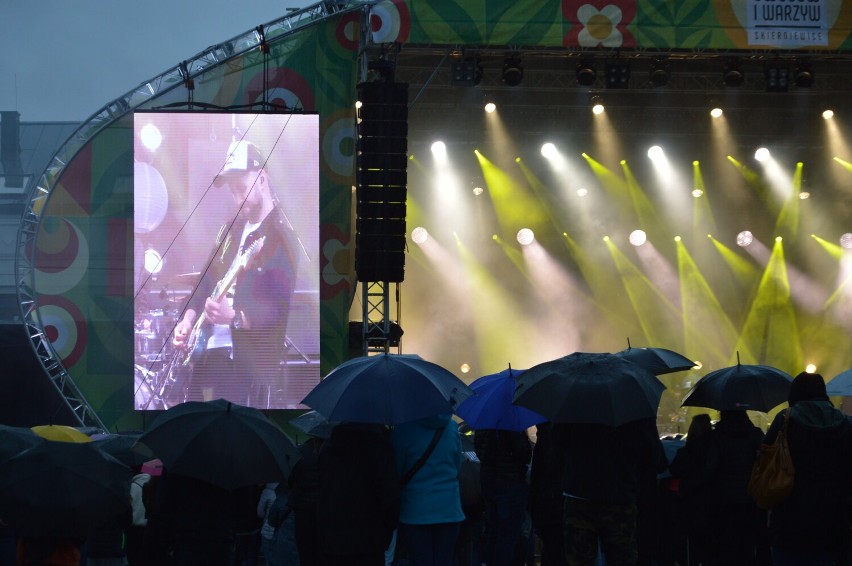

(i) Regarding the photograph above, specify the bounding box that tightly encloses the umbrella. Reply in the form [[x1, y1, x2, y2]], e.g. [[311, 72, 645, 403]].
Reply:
[[289, 410, 337, 439], [455, 368, 547, 431], [136, 398, 301, 490], [827, 369, 852, 396], [0, 441, 131, 538], [90, 432, 149, 468], [512, 352, 667, 427], [681, 362, 793, 412], [0, 425, 46, 462], [31, 424, 92, 443], [614, 346, 695, 375], [301, 353, 474, 425]]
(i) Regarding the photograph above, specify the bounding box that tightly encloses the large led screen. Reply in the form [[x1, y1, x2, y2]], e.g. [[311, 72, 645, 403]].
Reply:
[[133, 112, 320, 410]]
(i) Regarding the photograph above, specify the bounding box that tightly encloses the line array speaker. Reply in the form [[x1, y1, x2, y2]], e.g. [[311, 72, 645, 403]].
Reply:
[[355, 81, 409, 283]]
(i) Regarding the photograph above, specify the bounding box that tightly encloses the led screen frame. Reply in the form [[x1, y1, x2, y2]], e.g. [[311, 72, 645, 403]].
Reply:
[[132, 111, 320, 410]]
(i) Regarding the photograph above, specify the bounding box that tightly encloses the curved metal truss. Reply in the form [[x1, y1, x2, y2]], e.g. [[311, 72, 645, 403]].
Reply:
[[14, 1, 372, 428]]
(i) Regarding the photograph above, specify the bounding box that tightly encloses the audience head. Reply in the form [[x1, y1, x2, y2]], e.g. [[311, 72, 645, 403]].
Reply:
[[686, 413, 713, 441], [788, 372, 829, 406]]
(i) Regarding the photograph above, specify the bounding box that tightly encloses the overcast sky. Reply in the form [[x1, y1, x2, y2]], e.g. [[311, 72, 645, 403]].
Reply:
[[1, 0, 315, 123]]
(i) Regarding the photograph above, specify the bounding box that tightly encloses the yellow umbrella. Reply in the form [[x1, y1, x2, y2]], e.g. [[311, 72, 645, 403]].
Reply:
[[31, 425, 92, 443]]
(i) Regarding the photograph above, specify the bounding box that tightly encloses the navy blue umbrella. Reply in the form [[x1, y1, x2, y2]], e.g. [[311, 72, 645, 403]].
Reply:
[[302, 353, 473, 425], [681, 362, 793, 412], [455, 368, 547, 431], [137, 398, 301, 489], [614, 346, 695, 375], [0, 441, 131, 538], [513, 352, 667, 427]]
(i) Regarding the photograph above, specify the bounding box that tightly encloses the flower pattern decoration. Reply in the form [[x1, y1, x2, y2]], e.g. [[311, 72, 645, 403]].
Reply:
[[563, 1, 637, 48], [320, 224, 352, 300]]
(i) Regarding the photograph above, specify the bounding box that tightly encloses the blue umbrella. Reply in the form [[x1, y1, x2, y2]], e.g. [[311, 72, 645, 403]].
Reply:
[[681, 362, 793, 412], [302, 353, 474, 425], [513, 352, 667, 427], [455, 368, 547, 431], [827, 369, 852, 396]]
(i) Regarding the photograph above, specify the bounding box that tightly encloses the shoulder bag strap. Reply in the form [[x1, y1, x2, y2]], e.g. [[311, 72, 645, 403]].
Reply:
[[401, 426, 446, 486]]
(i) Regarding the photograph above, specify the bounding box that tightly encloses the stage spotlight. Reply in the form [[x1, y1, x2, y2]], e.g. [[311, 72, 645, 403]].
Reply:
[[411, 226, 429, 245], [605, 61, 630, 89], [502, 54, 523, 86], [692, 189, 704, 198], [629, 230, 647, 247], [590, 95, 604, 115], [460, 364, 471, 374], [723, 58, 744, 87], [451, 56, 482, 86], [840, 233, 852, 249], [517, 228, 535, 246], [472, 186, 484, 196], [541, 143, 558, 159], [575, 59, 597, 86], [754, 147, 770, 162], [577, 188, 588, 197], [799, 191, 810, 200], [793, 60, 814, 88], [484, 99, 496, 113], [649, 58, 670, 86], [736, 230, 754, 247], [647, 145, 664, 160], [710, 107, 723, 118], [823, 109, 834, 120], [805, 363, 817, 374], [764, 61, 789, 92], [431, 140, 447, 160]]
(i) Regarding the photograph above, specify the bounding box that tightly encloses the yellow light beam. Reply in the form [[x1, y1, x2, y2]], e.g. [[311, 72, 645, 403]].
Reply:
[[735, 238, 802, 372], [677, 239, 741, 367]]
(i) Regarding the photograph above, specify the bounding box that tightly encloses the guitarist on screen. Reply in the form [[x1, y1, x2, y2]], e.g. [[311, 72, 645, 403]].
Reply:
[[171, 139, 298, 408]]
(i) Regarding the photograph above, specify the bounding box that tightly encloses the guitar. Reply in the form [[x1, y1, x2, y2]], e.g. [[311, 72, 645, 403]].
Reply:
[[173, 236, 266, 368]]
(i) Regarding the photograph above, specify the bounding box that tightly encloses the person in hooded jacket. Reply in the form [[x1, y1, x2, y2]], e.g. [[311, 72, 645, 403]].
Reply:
[[762, 372, 852, 565]]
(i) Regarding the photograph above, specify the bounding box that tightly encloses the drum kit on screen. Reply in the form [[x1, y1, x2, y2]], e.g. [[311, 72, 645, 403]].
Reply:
[[134, 283, 193, 410]]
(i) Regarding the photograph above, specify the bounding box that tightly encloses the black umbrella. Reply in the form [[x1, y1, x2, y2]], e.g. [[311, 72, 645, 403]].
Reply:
[[90, 432, 149, 468], [681, 361, 793, 412], [513, 352, 667, 427], [289, 410, 337, 439], [301, 353, 473, 425], [614, 345, 695, 375], [136, 398, 301, 490], [0, 424, 46, 462], [0, 441, 131, 538]]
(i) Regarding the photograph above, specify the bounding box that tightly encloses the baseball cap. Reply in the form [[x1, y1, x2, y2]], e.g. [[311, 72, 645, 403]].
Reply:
[[214, 140, 264, 186]]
